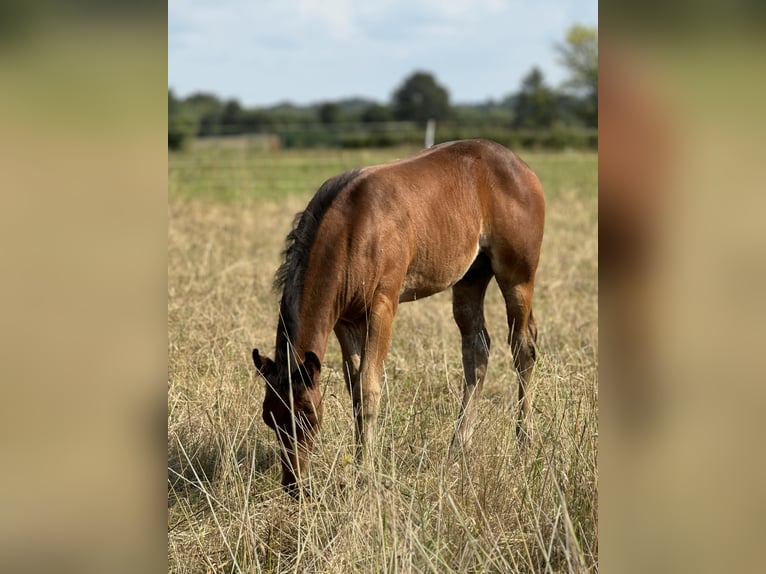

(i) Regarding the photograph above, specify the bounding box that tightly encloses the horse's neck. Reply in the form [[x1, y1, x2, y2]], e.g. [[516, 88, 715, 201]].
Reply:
[[276, 286, 336, 367]]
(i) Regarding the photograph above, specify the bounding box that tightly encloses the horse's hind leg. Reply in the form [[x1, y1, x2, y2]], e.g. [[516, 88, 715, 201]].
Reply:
[[448, 254, 494, 459], [496, 277, 538, 444]]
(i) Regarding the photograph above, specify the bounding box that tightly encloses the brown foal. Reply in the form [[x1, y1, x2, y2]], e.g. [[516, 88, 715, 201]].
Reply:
[[252, 139, 545, 494]]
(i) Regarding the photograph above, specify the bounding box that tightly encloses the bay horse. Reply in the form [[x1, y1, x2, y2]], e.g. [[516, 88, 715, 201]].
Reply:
[[252, 139, 545, 494]]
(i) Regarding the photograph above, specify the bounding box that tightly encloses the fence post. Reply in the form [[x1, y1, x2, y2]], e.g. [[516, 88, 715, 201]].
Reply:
[[424, 119, 436, 148]]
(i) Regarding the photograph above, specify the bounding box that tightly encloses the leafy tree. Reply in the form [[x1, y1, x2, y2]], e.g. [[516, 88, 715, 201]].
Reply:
[[453, 100, 513, 127], [318, 102, 340, 124], [240, 109, 273, 132], [168, 89, 197, 150], [360, 103, 393, 123], [554, 93, 584, 126], [221, 99, 243, 134], [513, 67, 559, 129], [184, 92, 224, 136], [333, 97, 377, 121], [556, 24, 598, 126], [184, 92, 222, 112], [391, 71, 450, 125], [267, 102, 316, 126]]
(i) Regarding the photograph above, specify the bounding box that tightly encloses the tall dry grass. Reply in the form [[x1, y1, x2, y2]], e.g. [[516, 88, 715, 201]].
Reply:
[[168, 149, 597, 573]]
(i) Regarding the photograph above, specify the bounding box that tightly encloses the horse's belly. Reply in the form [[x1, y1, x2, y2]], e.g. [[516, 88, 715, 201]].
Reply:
[[399, 242, 480, 302]]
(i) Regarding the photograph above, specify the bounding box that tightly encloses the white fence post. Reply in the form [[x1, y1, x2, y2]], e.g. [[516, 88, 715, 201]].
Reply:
[[424, 119, 436, 148]]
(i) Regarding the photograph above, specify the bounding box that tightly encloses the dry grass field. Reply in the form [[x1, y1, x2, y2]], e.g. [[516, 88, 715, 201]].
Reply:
[[168, 143, 597, 573]]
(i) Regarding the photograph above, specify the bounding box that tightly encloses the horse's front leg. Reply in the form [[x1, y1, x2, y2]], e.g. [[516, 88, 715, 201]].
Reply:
[[353, 292, 397, 461]]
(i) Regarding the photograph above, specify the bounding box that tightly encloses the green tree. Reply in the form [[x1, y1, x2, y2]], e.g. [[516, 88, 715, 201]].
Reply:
[[391, 71, 450, 125], [556, 24, 598, 126], [185, 92, 224, 136], [168, 89, 197, 150], [360, 103, 392, 123], [240, 109, 272, 133], [318, 102, 340, 124], [221, 99, 243, 135], [268, 102, 315, 126], [513, 67, 559, 129]]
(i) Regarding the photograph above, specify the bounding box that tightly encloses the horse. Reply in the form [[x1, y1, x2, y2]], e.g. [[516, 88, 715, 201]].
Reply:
[[252, 139, 545, 494]]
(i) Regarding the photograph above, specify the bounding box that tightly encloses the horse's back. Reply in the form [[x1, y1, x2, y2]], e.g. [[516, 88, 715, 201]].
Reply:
[[367, 139, 543, 220], [330, 140, 545, 302]]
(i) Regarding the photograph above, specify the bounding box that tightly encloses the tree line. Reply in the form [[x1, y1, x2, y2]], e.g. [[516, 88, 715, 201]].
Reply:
[[169, 25, 597, 150]]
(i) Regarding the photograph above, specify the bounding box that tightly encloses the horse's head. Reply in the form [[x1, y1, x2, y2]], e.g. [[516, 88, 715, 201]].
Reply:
[[252, 348, 323, 495]]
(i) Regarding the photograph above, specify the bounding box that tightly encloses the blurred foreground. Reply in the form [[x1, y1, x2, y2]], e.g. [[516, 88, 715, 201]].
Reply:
[[600, 12, 766, 574], [0, 8, 166, 574]]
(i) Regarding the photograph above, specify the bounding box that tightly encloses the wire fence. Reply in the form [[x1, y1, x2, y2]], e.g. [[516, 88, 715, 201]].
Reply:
[[171, 119, 598, 151]]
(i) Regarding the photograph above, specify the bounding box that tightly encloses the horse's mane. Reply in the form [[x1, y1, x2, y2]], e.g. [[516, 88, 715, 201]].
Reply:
[[273, 168, 362, 364]]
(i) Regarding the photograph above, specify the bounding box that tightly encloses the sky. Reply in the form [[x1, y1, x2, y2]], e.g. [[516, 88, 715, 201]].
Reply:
[[169, 0, 597, 107]]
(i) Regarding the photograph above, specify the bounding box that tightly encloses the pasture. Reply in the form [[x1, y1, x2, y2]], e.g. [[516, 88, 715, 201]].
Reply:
[[168, 141, 598, 572]]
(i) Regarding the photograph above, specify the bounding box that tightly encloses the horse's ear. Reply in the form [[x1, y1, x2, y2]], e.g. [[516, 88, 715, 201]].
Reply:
[[301, 351, 321, 387], [252, 348, 274, 376]]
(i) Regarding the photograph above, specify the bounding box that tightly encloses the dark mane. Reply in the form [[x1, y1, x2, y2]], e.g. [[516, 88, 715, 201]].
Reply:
[[273, 168, 362, 365]]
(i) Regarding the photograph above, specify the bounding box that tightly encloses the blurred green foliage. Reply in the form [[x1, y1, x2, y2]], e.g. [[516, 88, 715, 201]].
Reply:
[[168, 25, 598, 150]]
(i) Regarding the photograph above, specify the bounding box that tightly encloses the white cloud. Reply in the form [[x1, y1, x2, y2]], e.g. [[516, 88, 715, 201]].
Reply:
[[296, 0, 360, 41]]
